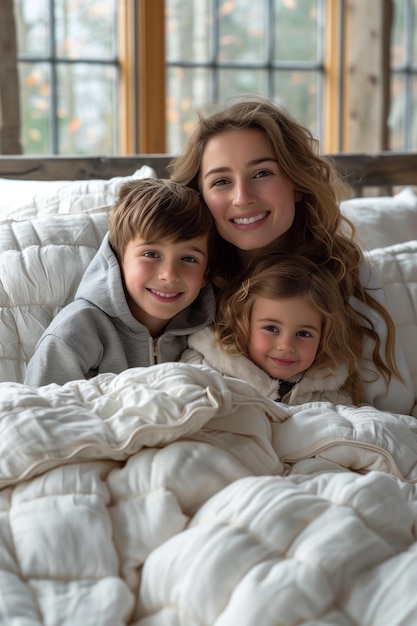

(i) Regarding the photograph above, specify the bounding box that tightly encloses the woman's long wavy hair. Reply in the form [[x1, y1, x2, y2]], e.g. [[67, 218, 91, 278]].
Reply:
[[168, 96, 402, 389], [216, 253, 363, 403]]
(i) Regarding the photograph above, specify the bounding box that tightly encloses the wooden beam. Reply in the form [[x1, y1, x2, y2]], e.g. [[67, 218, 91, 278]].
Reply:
[[0, 0, 21, 154], [118, 0, 137, 154], [0, 153, 416, 193], [138, 0, 166, 153], [0, 154, 172, 180], [323, 0, 343, 152], [343, 0, 393, 152]]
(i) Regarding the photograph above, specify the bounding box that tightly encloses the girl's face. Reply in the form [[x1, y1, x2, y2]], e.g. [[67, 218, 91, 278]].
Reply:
[[248, 295, 322, 380], [200, 128, 297, 262]]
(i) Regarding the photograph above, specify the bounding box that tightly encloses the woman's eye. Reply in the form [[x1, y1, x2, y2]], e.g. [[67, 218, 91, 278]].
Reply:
[[255, 170, 271, 178], [212, 178, 228, 187]]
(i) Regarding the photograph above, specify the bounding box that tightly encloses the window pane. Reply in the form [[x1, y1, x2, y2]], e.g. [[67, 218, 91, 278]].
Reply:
[[411, 76, 417, 148], [273, 71, 319, 136], [218, 69, 268, 101], [166, 0, 214, 62], [392, 0, 406, 67], [413, 0, 417, 65], [57, 64, 118, 154], [218, 0, 267, 63], [166, 0, 325, 151], [273, 0, 321, 62], [18, 62, 51, 154], [55, 0, 117, 59], [167, 66, 211, 153], [389, 74, 405, 150], [14, 0, 49, 56], [15, 0, 119, 154]]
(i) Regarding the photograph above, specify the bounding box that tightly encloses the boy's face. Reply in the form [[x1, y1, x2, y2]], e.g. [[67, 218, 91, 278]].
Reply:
[[248, 294, 322, 380], [121, 234, 209, 336]]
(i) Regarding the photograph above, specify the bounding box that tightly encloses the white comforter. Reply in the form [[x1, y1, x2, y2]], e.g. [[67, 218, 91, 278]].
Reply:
[[1, 179, 417, 624], [1, 362, 417, 625]]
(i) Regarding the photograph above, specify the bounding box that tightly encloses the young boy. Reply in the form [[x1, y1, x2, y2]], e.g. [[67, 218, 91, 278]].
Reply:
[[24, 178, 217, 387]]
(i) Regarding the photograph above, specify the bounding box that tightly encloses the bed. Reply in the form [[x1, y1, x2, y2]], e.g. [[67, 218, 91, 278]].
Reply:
[[0, 151, 417, 625]]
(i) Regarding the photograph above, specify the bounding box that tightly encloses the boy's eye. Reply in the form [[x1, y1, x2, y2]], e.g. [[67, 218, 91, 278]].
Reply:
[[142, 251, 159, 258]]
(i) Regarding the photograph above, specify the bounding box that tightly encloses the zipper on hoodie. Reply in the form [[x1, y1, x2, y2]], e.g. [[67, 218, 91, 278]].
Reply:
[[149, 336, 160, 365]]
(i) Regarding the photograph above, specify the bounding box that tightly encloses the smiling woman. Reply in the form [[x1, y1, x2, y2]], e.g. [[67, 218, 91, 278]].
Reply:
[[169, 96, 410, 411]]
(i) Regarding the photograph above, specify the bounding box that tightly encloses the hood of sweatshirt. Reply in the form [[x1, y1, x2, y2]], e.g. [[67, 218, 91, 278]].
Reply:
[[186, 327, 349, 401]]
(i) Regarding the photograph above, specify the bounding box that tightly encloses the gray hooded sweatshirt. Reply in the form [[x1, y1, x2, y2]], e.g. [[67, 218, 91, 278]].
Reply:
[[24, 234, 216, 387]]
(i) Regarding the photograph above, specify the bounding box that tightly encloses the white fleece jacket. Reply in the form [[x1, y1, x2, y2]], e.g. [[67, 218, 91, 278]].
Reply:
[[181, 327, 352, 405]]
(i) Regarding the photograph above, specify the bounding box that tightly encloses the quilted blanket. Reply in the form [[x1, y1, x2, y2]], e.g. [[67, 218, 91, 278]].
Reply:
[[1, 175, 417, 625], [1, 362, 417, 625]]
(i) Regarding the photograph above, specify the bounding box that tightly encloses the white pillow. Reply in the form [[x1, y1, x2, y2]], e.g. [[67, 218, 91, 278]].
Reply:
[[340, 186, 417, 250], [0, 165, 156, 220], [0, 211, 110, 383]]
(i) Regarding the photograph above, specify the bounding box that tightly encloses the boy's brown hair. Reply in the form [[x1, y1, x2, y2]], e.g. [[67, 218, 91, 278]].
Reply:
[[108, 178, 217, 272]]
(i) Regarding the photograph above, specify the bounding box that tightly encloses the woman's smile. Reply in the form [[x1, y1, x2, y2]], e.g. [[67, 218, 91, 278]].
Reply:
[[200, 127, 297, 253], [230, 210, 270, 227]]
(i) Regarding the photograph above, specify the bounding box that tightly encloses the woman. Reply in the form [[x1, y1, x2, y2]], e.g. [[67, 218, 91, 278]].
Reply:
[[169, 96, 413, 412]]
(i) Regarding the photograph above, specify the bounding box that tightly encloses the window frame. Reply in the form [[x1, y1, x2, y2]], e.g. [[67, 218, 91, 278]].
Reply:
[[119, 0, 166, 154]]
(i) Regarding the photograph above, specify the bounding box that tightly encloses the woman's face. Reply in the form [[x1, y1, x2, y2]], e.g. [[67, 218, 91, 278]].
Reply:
[[200, 128, 297, 258]]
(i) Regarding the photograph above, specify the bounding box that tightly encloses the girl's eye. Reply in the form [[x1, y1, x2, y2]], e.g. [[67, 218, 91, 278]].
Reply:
[[182, 256, 198, 263], [297, 330, 312, 338], [264, 325, 278, 333]]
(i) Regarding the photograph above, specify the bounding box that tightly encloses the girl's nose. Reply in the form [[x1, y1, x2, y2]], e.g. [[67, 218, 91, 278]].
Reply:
[[276, 335, 295, 352]]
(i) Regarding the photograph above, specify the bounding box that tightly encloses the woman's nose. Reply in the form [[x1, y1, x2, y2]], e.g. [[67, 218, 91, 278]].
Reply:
[[232, 180, 256, 207]]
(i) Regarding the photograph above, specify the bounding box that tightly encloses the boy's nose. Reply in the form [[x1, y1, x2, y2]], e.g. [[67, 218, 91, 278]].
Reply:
[[159, 261, 180, 282]]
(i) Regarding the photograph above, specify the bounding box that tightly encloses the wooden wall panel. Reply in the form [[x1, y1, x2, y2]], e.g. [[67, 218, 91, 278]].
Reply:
[[0, 0, 21, 154], [343, 0, 393, 152]]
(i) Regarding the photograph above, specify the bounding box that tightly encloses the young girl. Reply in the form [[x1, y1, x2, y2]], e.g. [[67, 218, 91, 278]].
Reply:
[[169, 96, 413, 412], [182, 253, 358, 405]]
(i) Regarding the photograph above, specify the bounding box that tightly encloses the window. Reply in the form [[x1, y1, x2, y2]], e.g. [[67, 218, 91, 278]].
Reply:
[[12, 0, 417, 155], [390, 0, 417, 150], [14, 0, 118, 155], [166, 0, 326, 154]]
